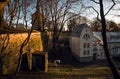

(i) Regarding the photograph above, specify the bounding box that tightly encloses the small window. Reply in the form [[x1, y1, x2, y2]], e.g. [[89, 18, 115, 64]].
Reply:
[[83, 43, 86, 48], [84, 43, 90, 48], [83, 34, 90, 40], [93, 47, 97, 51], [87, 43, 90, 48], [87, 50, 90, 55], [84, 50, 86, 55]]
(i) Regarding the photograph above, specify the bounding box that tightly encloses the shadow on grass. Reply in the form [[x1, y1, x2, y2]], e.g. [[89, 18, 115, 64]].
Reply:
[[48, 45, 108, 68]]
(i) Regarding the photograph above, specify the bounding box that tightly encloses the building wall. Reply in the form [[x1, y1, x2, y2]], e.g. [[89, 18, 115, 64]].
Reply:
[[92, 43, 105, 60], [71, 36, 80, 57], [108, 42, 120, 56], [80, 28, 93, 58], [93, 32, 120, 58], [70, 27, 93, 62]]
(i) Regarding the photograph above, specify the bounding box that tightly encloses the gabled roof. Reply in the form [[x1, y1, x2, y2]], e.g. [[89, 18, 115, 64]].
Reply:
[[71, 23, 89, 37]]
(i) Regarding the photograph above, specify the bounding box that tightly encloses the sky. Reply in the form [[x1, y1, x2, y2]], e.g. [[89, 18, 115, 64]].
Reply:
[[79, 0, 120, 23], [4, 0, 120, 27]]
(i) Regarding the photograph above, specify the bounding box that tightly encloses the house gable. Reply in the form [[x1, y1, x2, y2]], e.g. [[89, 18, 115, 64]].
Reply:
[[70, 23, 93, 62], [71, 23, 91, 37]]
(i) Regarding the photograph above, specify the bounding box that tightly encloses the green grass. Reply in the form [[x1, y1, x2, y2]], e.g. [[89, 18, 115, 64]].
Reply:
[[15, 62, 114, 79], [1, 33, 120, 79], [60, 31, 71, 37]]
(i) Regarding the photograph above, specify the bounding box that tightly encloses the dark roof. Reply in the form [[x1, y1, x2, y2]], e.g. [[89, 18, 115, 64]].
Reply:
[[71, 23, 89, 37]]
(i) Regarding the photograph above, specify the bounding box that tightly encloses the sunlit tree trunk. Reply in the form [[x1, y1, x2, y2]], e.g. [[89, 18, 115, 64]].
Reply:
[[15, 28, 33, 76], [99, 0, 120, 79], [0, 9, 4, 29], [0, 1, 9, 76]]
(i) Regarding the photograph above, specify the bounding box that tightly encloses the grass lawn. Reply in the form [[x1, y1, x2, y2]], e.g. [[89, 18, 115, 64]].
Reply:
[[15, 62, 114, 79], [1, 35, 120, 79], [15, 45, 117, 79]]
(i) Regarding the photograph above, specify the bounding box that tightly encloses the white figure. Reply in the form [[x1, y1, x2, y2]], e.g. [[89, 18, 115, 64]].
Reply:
[[54, 60, 61, 67]]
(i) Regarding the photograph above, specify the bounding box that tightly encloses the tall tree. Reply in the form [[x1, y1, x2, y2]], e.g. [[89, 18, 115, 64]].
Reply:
[[43, 0, 81, 55], [109, 21, 119, 31], [91, 18, 101, 31], [15, 0, 34, 76], [0, 0, 9, 29], [83, 0, 120, 78], [67, 12, 88, 32], [67, 18, 76, 32], [0, 0, 9, 76], [99, 0, 120, 79], [6, 0, 20, 28]]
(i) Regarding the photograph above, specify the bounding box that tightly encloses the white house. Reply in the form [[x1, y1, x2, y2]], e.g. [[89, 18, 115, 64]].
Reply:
[[93, 32, 120, 57], [70, 23, 93, 62], [70, 23, 120, 62], [92, 34, 105, 60]]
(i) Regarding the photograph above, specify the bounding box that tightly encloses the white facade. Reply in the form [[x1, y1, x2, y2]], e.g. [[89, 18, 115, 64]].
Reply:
[[70, 23, 93, 62], [92, 41, 105, 60], [70, 24, 120, 62], [93, 32, 120, 58]]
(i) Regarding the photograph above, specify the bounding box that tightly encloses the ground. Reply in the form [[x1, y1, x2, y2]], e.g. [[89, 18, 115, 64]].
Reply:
[[1, 40, 120, 79]]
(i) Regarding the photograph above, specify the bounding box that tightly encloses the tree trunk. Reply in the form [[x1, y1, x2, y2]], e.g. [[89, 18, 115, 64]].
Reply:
[[15, 29, 33, 76], [0, 56, 2, 76], [0, 7, 4, 76], [0, 8, 4, 28], [99, 0, 120, 79], [51, 25, 59, 59]]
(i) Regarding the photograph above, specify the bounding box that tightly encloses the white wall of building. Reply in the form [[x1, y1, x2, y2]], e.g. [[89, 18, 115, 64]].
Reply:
[[80, 28, 93, 57]]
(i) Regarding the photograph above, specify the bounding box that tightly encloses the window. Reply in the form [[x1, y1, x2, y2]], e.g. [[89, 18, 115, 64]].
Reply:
[[83, 34, 90, 40], [87, 50, 90, 55], [83, 43, 90, 48], [84, 50, 90, 55], [87, 43, 90, 48], [93, 47, 97, 51], [84, 50, 86, 55], [83, 43, 86, 48]]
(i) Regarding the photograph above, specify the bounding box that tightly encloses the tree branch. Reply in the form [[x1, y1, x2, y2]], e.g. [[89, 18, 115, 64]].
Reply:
[[90, 0, 99, 4], [104, 0, 116, 16], [87, 6, 100, 21]]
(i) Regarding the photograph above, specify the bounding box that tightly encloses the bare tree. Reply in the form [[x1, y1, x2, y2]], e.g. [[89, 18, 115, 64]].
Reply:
[[40, 0, 82, 55], [0, 0, 21, 76], [22, 0, 33, 29], [91, 18, 102, 31], [0, 0, 10, 76], [0, 0, 9, 30], [67, 12, 88, 32], [6, 0, 20, 29], [85, 0, 120, 78], [99, 0, 120, 78], [0, 34, 9, 76], [15, 0, 34, 76], [67, 18, 77, 32], [15, 28, 33, 76], [15, 0, 21, 28]]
